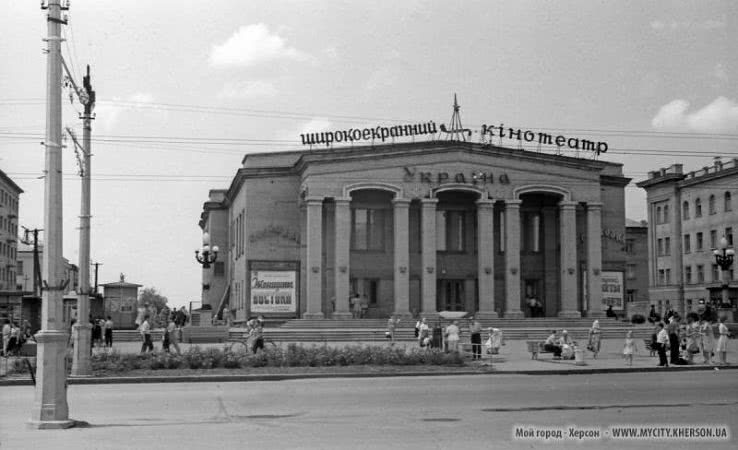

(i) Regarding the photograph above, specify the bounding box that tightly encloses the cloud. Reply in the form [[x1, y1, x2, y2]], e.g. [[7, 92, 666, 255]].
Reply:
[[652, 97, 738, 133], [650, 19, 725, 31], [209, 24, 310, 68], [217, 80, 278, 99], [95, 92, 162, 132], [299, 118, 332, 136]]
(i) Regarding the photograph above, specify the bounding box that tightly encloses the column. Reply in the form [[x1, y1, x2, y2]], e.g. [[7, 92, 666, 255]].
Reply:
[[333, 198, 352, 319], [504, 199, 524, 318], [304, 197, 324, 319], [421, 198, 438, 316], [542, 206, 559, 317], [393, 198, 411, 317], [558, 200, 581, 318], [586, 202, 604, 317], [476, 199, 498, 318]]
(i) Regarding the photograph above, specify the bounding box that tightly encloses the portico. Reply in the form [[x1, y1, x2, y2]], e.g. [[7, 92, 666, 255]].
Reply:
[[201, 140, 627, 323]]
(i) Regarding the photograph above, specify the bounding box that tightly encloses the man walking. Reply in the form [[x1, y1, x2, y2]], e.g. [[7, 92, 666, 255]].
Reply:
[[656, 322, 669, 367], [140, 315, 153, 354], [469, 316, 482, 359], [667, 316, 680, 364]]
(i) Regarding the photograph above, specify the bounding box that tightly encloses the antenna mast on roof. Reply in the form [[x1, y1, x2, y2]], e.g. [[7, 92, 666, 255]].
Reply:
[[440, 94, 471, 141]]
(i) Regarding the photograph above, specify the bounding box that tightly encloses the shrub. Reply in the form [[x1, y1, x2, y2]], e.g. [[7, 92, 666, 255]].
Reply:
[[631, 314, 646, 324]]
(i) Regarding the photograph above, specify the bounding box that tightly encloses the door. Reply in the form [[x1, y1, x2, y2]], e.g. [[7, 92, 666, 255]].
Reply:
[[437, 279, 465, 311]]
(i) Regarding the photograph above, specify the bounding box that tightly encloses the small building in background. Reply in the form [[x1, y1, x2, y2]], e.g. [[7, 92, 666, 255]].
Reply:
[[624, 218, 649, 320], [101, 274, 141, 330], [0, 168, 22, 326]]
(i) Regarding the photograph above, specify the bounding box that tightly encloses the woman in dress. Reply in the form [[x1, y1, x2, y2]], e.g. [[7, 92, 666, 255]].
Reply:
[[623, 330, 637, 366], [715, 316, 730, 366], [444, 320, 460, 353], [485, 328, 504, 355], [559, 330, 574, 359], [588, 320, 602, 359], [699, 318, 715, 365], [685, 314, 702, 364]]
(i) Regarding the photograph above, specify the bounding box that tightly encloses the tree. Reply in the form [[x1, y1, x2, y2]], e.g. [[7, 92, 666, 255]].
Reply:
[[138, 287, 168, 313]]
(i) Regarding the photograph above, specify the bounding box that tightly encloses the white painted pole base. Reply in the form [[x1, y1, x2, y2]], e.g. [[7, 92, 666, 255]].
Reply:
[[29, 330, 74, 428], [70, 323, 92, 377]]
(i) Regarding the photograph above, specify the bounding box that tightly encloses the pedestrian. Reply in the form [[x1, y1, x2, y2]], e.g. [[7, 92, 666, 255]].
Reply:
[[685, 313, 701, 364], [386, 315, 400, 345], [715, 316, 729, 366], [417, 317, 430, 348], [414, 318, 421, 339], [485, 327, 504, 355], [7, 322, 20, 356], [656, 322, 669, 367], [2, 319, 10, 356], [544, 330, 562, 358], [667, 316, 680, 365], [162, 322, 171, 352], [166, 318, 181, 354], [606, 305, 616, 318], [623, 330, 637, 366], [648, 305, 660, 325], [468, 316, 482, 359], [249, 317, 264, 353], [699, 318, 715, 365], [139, 315, 153, 354], [350, 293, 361, 319], [587, 320, 602, 359], [444, 320, 460, 353], [104, 316, 114, 348]]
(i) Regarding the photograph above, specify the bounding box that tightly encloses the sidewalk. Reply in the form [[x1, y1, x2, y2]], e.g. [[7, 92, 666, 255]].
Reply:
[[1, 338, 733, 385]]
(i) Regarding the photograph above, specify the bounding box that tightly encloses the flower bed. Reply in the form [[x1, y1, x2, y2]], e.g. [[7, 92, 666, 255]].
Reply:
[[89, 344, 464, 375]]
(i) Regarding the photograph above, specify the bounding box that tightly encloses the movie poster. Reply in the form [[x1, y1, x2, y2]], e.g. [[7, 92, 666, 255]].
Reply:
[[601, 271, 624, 311], [250, 270, 296, 313]]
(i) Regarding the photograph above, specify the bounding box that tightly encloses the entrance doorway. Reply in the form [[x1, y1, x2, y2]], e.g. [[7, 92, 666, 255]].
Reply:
[[437, 279, 465, 311], [524, 278, 543, 317]]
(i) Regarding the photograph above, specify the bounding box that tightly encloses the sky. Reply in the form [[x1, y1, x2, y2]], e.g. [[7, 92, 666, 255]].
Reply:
[[1, 0, 736, 308]]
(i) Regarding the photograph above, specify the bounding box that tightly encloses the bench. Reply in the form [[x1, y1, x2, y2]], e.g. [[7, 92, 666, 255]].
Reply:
[[526, 341, 548, 360]]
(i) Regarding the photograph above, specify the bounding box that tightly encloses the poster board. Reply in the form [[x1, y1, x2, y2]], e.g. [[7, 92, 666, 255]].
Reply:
[[250, 270, 297, 313]]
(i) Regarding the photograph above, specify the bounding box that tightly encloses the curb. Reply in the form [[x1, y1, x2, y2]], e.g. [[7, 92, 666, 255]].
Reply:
[[1, 364, 734, 386]]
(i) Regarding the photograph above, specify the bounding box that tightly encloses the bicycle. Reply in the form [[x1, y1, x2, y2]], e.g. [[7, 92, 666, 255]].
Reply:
[[225, 332, 278, 354]]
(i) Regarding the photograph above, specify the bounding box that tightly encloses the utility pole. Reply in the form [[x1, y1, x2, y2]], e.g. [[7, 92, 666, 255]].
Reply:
[[66, 64, 95, 376], [30, 0, 75, 429], [91, 261, 102, 295], [21, 227, 44, 296]]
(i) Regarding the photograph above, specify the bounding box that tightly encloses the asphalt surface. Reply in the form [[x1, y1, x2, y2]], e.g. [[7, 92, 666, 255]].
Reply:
[[1, 371, 736, 449]]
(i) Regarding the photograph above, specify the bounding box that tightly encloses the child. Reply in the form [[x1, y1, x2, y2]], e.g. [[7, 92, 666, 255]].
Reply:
[[623, 331, 637, 366]]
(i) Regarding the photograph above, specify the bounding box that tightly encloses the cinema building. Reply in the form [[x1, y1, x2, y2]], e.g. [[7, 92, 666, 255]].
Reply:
[[199, 140, 630, 322]]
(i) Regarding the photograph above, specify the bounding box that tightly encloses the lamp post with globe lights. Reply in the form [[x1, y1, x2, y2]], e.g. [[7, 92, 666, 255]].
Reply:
[[713, 236, 735, 312], [195, 232, 219, 269]]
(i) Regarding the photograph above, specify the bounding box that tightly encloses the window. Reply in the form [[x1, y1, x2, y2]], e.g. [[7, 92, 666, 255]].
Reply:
[[658, 269, 665, 285], [214, 262, 225, 276], [626, 290, 636, 303], [352, 208, 385, 251], [656, 206, 662, 224], [626, 263, 636, 280], [665, 268, 671, 284], [436, 210, 465, 252], [663, 204, 669, 223], [710, 230, 717, 249], [685, 266, 692, 284], [625, 238, 635, 255], [682, 201, 690, 220], [696, 232, 703, 251], [683, 234, 691, 253], [16, 260, 23, 276], [664, 237, 671, 255], [695, 198, 702, 217], [657, 238, 663, 256], [726, 227, 734, 247], [709, 195, 716, 214], [712, 264, 720, 282], [726, 192, 733, 212], [730, 268, 735, 281], [696, 265, 704, 283]]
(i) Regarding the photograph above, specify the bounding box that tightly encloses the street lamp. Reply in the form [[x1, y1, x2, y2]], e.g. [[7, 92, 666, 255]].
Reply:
[[713, 236, 735, 308], [195, 232, 219, 269]]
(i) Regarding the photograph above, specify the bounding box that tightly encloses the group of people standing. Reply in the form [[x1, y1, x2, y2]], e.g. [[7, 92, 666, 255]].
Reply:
[[413, 316, 504, 358], [653, 314, 730, 367], [2, 319, 33, 357], [138, 307, 190, 354]]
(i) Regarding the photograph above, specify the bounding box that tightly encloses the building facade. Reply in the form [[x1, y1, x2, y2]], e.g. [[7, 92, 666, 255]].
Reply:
[[637, 159, 738, 317], [0, 169, 22, 325], [624, 219, 649, 319], [100, 275, 141, 329], [200, 141, 630, 322]]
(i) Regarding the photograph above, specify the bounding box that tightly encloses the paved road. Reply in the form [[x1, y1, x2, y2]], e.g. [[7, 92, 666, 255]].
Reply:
[[1, 371, 736, 449]]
